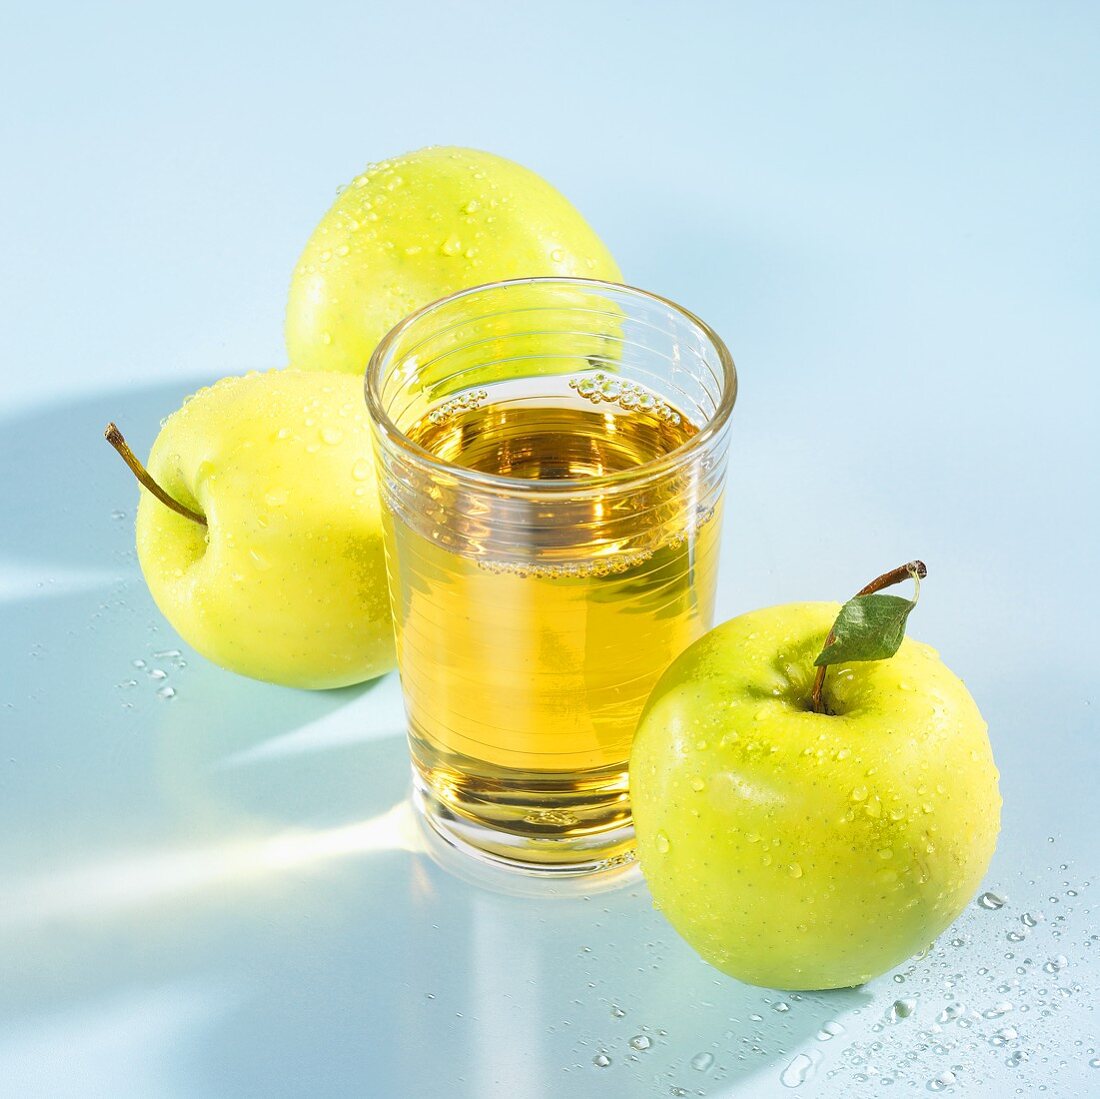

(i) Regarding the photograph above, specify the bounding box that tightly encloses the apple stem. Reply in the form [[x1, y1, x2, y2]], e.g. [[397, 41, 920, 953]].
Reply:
[[104, 422, 207, 527], [810, 560, 927, 714]]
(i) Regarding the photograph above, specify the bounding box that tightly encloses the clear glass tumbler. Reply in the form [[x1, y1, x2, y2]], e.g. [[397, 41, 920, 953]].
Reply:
[[366, 278, 736, 874]]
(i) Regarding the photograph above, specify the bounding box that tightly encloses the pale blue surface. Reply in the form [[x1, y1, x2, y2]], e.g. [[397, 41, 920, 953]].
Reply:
[[2, 3, 1098, 1096]]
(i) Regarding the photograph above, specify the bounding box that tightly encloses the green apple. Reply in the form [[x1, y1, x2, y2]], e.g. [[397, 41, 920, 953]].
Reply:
[[131, 369, 394, 689], [631, 600, 1001, 990], [285, 145, 622, 374]]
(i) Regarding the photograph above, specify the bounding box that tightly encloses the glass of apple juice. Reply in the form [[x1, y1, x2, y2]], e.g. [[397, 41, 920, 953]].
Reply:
[[366, 278, 736, 874]]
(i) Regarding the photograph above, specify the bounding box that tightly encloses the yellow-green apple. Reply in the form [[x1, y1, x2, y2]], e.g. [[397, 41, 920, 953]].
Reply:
[[631, 574, 1001, 990], [115, 369, 394, 689], [285, 145, 622, 374]]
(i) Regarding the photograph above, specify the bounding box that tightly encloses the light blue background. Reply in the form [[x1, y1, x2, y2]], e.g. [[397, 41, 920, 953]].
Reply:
[[1, 3, 1097, 1096]]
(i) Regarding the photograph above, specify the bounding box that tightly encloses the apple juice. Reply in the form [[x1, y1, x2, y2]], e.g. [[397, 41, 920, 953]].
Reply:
[[381, 375, 722, 868]]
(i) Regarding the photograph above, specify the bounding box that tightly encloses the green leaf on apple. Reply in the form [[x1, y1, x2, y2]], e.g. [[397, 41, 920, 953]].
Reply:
[[813, 593, 916, 667]]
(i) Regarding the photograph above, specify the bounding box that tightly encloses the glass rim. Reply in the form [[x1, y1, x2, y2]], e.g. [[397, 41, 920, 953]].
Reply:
[[364, 276, 737, 495]]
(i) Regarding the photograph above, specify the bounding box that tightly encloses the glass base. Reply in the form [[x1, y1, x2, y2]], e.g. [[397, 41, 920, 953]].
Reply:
[[411, 771, 636, 877]]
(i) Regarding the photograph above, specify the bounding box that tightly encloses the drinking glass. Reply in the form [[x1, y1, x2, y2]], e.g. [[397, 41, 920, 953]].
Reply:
[[366, 278, 736, 873]]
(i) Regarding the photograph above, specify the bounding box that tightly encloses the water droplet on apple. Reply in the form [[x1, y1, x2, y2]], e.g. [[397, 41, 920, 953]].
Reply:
[[249, 549, 271, 570], [551, 248, 565, 262], [592, 1052, 611, 1068], [629, 1034, 651, 1051], [850, 786, 868, 802], [691, 1052, 714, 1071], [978, 891, 1007, 910], [655, 831, 670, 854], [440, 236, 462, 256], [266, 488, 289, 507], [788, 863, 803, 878], [321, 427, 343, 446], [690, 778, 705, 792]]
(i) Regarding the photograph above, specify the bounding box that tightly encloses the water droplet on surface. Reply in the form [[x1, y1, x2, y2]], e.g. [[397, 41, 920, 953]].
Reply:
[[592, 1052, 611, 1068], [148, 668, 167, 681], [1043, 954, 1068, 973], [937, 1003, 964, 1024], [1007, 931, 1027, 943], [889, 998, 916, 1022], [780, 1052, 817, 1087], [984, 1001, 1013, 1018], [691, 1051, 714, 1071], [610, 1005, 625, 1018], [111, 509, 126, 520], [1007, 1050, 1029, 1067], [816, 1021, 845, 1041], [156, 685, 176, 700], [990, 1026, 1019, 1046], [132, 659, 146, 669], [774, 1001, 790, 1013], [655, 831, 670, 854], [978, 891, 1007, 909], [629, 1034, 652, 1051], [927, 1069, 957, 1091]]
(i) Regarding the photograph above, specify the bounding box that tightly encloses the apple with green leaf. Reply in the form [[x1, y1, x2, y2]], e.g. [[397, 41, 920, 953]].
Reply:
[[106, 369, 394, 689], [631, 562, 1001, 990], [285, 145, 622, 374]]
